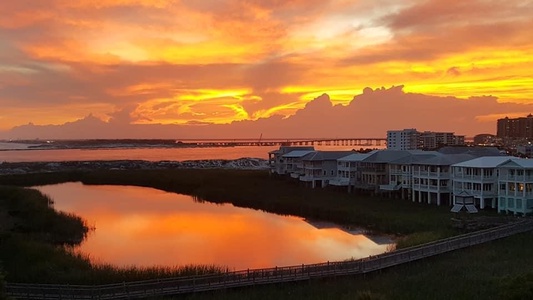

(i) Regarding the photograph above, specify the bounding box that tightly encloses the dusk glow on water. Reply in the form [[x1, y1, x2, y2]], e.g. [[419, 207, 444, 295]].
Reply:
[[34, 182, 392, 270]]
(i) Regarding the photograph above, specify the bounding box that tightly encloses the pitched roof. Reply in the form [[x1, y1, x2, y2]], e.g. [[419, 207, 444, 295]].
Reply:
[[389, 152, 441, 165], [361, 150, 415, 163], [302, 151, 354, 161], [451, 156, 513, 168], [338, 151, 377, 162], [414, 153, 476, 166], [499, 158, 533, 168], [282, 150, 316, 158]]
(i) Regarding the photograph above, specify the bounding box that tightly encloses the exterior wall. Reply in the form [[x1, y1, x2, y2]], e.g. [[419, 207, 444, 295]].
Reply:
[[419, 132, 465, 149], [498, 167, 533, 215], [517, 145, 533, 157], [497, 114, 533, 139], [301, 160, 340, 188], [336, 161, 360, 187], [385, 163, 413, 199], [358, 162, 388, 191], [388, 129, 464, 150], [269, 152, 287, 175], [412, 165, 452, 206], [387, 129, 419, 150], [285, 157, 307, 178], [269, 146, 314, 175], [452, 166, 499, 209]]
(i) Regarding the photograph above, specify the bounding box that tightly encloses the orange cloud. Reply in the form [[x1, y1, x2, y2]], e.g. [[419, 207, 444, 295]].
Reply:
[[0, 0, 532, 134]]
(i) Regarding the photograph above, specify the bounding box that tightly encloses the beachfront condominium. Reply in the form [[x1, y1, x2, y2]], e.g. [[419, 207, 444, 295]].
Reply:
[[497, 114, 533, 139], [386, 129, 420, 150], [387, 129, 465, 150]]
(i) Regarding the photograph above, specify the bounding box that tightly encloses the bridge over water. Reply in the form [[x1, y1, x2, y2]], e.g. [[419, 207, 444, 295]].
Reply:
[[179, 138, 387, 147]]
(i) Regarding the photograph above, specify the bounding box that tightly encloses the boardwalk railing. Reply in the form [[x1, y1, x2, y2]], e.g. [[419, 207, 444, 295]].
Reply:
[[7, 219, 533, 300]]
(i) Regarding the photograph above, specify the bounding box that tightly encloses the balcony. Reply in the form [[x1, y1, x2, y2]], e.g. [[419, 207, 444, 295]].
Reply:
[[501, 191, 533, 198], [303, 165, 322, 170], [500, 175, 533, 182]]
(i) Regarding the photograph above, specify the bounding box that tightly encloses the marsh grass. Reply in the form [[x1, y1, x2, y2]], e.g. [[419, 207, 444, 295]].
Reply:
[[0, 186, 224, 284]]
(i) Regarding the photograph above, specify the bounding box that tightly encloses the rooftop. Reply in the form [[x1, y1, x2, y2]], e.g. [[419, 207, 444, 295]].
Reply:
[[282, 150, 316, 158], [303, 151, 354, 161], [451, 156, 513, 168]]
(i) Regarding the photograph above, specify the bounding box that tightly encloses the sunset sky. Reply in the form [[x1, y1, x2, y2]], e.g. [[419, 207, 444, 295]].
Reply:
[[1, 0, 532, 138]]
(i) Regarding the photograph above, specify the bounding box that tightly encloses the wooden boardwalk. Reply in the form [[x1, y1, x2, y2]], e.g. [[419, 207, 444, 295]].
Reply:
[[6, 219, 533, 300]]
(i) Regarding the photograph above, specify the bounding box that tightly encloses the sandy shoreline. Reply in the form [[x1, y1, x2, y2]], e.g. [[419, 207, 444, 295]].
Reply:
[[0, 158, 269, 175]]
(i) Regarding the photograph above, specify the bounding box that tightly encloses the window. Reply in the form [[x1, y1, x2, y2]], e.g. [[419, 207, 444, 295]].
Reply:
[[500, 197, 506, 208], [500, 183, 506, 191], [509, 182, 516, 192], [517, 199, 522, 209]]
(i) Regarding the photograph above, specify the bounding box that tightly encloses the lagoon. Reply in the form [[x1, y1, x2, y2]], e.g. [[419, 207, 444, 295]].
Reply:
[[35, 182, 392, 270]]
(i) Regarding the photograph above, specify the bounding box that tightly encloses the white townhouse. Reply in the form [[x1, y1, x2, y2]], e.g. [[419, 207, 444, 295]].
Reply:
[[497, 159, 533, 215], [300, 151, 354, 188], [451, 156, 512, 209], [268, 146, 315, 175], [330, 151, 376, 192], [411, 154, 475, 206], [282, 150, 316, 179], [381, 152, 440, 200], [355, 150, 414, 193]]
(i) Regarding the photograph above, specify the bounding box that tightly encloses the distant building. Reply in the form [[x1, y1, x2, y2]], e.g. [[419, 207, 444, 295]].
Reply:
[[497, 114, 533, 139], [419, 131, 464, 149], [473, 134, 497, 146], [386, 129, 420, 150], [516, 145, 533, 157], [268, 146, 315, 175], [387, 129, 465, 150]]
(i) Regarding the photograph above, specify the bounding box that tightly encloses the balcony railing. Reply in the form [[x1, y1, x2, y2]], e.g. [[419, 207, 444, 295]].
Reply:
[[499, 191, 533, 198], [500, 175, 533, 182]]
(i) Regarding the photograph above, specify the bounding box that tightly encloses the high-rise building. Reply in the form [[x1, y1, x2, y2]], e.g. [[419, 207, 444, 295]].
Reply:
[[387, 129, 420, 150], [497, 114, 533, 139], [387, 129, 465, 150]]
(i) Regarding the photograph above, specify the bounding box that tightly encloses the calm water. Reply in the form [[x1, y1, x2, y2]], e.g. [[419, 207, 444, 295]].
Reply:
[[34, 182, 392, 270], [0, 145, 383, 162]]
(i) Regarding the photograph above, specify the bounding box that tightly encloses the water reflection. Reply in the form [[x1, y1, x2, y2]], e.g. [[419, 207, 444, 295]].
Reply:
[[34, 182, 392, 270]]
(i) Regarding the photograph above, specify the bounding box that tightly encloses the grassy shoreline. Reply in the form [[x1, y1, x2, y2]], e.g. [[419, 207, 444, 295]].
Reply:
[[0, 169, 471, 237], [0, 185, 224, 284]]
